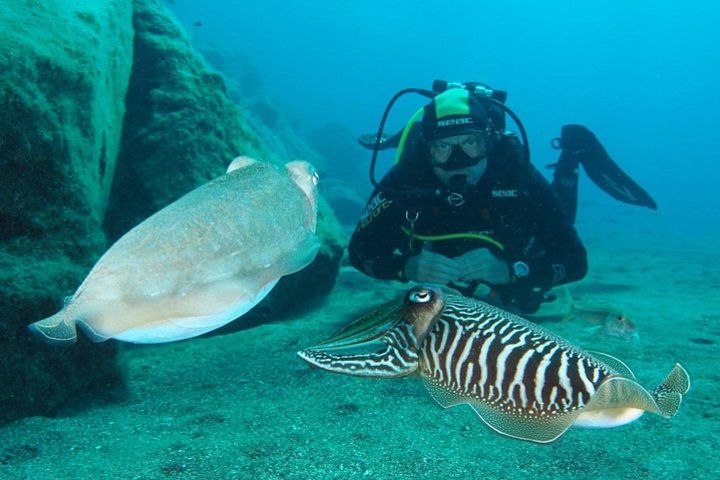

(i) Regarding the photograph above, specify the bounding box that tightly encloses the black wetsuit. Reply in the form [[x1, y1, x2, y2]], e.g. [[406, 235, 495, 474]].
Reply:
[[348, 131, 588, 313]]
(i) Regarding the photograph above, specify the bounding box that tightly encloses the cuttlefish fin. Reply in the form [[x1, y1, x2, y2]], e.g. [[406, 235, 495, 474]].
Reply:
[[423, 376, 578, 443], [226, 155, 257, 173], [422, 377, 466, 408], [577, 376, 654, 428], [28, 310, 79, 345], [471, 400, 579, 444], [114, 277, 280, 344], [585, 350, 637, 379], [651, 363, 690, 417], [576, 363, 689, 428]]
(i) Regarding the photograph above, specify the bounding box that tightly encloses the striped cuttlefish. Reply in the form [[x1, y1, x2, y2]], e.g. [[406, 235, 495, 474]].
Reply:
[[298, 286, 690, 443]]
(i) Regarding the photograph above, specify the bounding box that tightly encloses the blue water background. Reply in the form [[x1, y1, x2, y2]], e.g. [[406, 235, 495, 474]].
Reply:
[[170, 0, 720, 238]]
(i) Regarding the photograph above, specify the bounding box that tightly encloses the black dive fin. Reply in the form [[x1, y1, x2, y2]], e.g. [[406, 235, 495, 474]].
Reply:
[[559, 125, 658, 210], [357, 129, 403, 150]]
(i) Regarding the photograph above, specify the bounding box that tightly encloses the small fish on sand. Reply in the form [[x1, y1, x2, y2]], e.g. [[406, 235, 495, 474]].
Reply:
[[29, 156, 320, 344], [299, 286, 689, 444], [562, 288, 638, 341]]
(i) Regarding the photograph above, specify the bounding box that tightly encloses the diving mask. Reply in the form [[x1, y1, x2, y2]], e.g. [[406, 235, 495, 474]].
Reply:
[[429, 134, 487, 170]]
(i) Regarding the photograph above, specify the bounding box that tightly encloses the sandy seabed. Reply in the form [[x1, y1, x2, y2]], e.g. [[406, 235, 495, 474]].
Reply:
[[1, 215, 718, 480]]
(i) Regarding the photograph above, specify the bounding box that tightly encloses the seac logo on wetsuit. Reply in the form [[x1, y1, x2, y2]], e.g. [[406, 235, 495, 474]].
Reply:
[[492, 189, 519, 198], [359, 192, 391, 229], [437, 117, 474, 127]]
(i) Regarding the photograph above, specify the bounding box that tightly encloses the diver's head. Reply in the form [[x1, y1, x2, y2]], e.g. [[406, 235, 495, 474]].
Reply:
[[422, 88, 491, 187], [422, 88, 491, 141], [428, 134, 488, 187]]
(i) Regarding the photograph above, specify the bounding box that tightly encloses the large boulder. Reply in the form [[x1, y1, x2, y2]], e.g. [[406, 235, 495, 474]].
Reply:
[[0, 1, 134, 425]]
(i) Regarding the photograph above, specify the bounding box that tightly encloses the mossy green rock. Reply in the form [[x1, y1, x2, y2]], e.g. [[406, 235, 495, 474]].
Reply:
[[0, 0, 134, 425]]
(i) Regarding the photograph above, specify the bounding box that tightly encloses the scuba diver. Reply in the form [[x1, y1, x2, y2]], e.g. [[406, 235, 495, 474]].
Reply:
[[348, 81, 656, 314]]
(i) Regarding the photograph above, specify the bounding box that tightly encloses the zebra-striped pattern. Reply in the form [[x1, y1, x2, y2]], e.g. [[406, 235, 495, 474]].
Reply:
[[299, 323, 420, 377], [419, 299, 616, 417]]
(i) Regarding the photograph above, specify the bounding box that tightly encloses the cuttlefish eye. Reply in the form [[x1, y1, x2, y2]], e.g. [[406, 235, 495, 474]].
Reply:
[[408, 288, 434, 304]]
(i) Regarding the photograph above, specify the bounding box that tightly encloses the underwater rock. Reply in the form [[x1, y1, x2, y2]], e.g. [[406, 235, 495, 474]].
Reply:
[[306, 122, 371, 225], [319, 179, 368, 226], [0, 0, 134, 425], [307, 122, 368, 181]]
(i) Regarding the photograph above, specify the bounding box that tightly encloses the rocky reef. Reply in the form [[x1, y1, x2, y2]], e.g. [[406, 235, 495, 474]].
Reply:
[[0, 0, 343, 426], [0, 0, 134, 427]]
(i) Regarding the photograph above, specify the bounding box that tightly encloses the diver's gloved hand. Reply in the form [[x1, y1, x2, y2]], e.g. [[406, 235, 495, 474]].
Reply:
[[357, 130, 403, 150], [404, 250, 462, 285], [457, 248, 511, 285], [358, 133, 390, 150]]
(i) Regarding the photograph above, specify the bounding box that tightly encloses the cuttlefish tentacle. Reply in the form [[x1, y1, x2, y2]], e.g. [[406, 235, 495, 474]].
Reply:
[[312, 299, 405, 350], [298, 287, 445, 377], [298, 323, 418, 378], [298, 286, 690, 444]]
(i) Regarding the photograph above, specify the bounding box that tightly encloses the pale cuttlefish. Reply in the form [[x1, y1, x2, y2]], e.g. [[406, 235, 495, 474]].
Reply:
[[29, 157, 319, 344], [298, 286, 689, 443]]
